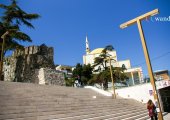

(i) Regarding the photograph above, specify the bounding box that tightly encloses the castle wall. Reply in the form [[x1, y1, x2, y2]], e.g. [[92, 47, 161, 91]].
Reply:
[[3, 44, 65, 86]]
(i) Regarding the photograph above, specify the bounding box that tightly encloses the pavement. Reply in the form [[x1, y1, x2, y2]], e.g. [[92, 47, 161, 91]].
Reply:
[[163, 113, 170, 120]]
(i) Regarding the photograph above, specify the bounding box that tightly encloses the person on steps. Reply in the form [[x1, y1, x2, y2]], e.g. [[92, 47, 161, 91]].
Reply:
[[147, 99, 158, 120]]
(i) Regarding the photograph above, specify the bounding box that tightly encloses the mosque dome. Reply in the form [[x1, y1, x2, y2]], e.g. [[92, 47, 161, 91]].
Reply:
[[90, 48, 104, 54]]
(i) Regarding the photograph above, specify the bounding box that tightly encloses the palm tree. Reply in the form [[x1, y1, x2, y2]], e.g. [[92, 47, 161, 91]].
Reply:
[[0, 23, 32, 55], [0, 0, 40, 80], [0, 0, 40, 54]]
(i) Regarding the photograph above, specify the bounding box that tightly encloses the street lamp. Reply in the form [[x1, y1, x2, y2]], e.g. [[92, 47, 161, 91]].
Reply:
[[105, 55, 116, 99], [120, 9, 163, 120], [0, 31, 9, 80]]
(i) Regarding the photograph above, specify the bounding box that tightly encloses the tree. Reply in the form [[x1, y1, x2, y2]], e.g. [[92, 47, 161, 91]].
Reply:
[[93, 45, 114, 71], [96, 69, 111, 90], [65, 77, 75, 87], [72, 63, 93, 86], [92, 45, 128, 90], [92, 45, 114, 89], [72, 63, 82, 79], [81, 64, 93, 85], [112, 66, 128, 83], [0, 0, 40, 55]]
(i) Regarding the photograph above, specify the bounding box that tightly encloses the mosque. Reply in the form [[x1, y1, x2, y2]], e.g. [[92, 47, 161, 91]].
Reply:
[[83, 36, 143, 86]]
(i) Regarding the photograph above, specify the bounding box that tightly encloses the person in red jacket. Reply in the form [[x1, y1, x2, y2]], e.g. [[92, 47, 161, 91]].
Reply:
[[147, 99, 158, 120]]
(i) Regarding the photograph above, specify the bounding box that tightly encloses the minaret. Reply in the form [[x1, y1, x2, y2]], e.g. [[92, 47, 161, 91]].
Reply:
[[86, 35, 90, 54]]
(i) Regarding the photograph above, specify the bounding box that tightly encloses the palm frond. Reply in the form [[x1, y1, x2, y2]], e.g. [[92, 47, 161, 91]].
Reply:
[[21, 18, 34, 28], [11, 0, 17, 5], [105, 45, 114, 51], [23, 14, 40, 20], [10, 31, 32, 42], [0, 4, 7, 9], [5, 40, 24, 51]]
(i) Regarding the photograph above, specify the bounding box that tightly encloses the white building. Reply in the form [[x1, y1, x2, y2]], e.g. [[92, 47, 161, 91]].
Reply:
[[56, 65, 73, 78], [83, 36, 143, 86]]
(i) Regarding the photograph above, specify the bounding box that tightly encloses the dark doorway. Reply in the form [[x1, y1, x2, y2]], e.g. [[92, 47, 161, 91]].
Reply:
[[159, 86, 170, 112]]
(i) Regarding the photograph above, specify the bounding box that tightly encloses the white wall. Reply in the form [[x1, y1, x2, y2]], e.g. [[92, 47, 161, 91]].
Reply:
[[118, 60, 131, 69], [85, 86, 112, 96], [114, 83, 154, 103], [112, 80, 170, 103]]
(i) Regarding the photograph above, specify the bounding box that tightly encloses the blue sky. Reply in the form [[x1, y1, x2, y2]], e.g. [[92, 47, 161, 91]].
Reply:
[[1, 0, 170, 76]]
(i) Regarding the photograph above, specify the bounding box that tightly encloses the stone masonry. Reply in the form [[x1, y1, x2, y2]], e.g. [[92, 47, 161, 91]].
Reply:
[[37, 68, 65, 85], [3, 44, 65, 86]]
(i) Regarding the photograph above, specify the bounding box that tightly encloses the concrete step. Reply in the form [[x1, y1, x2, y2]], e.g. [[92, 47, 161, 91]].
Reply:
[[0, 108, 147, 120], [0, 103, 144, 115], [0, 81, 148, 120]]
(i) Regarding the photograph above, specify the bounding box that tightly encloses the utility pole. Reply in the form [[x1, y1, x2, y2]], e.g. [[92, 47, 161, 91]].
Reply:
[[0, 31, 9, 80], [109, 56, 116, 99], [120, 9, 163, 120], [105, 56, 116, 99]]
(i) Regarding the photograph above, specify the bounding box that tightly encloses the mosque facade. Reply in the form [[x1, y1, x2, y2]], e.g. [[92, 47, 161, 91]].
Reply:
[[83, 36, 143, 86]]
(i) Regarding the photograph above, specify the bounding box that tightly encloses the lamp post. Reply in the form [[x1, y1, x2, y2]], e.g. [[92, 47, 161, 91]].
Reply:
[[105, 56, 116, 99], [0, 31, 9, 80], [120, 9, 163, 120]]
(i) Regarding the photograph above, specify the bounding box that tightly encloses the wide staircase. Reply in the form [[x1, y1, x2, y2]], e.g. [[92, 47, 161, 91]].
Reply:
[[0, 81, 149, 120]]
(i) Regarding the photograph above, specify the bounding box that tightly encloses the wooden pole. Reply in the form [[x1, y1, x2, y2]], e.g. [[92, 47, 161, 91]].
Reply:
[[137, 19, 163, 120]]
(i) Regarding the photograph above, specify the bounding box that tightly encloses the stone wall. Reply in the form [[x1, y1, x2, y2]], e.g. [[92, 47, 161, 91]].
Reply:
[[3, 44, 65, 86], [37, 68, 65, 85], [4, 56, 16, 82]]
